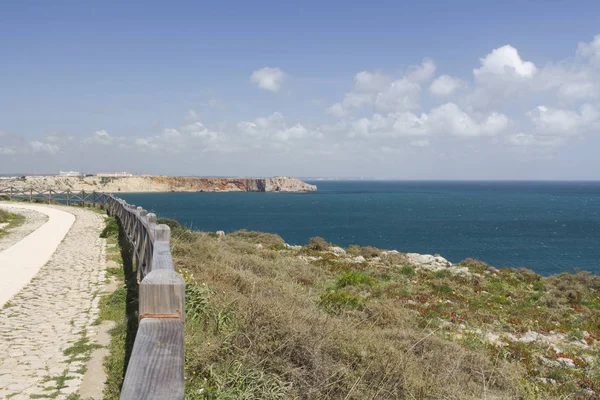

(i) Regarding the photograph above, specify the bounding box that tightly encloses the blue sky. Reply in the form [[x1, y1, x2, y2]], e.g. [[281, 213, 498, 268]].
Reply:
[[1, 1, 600, 178]]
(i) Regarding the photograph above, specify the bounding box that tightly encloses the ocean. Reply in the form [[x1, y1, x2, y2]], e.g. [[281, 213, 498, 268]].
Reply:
[[118, 181, 600, 276]]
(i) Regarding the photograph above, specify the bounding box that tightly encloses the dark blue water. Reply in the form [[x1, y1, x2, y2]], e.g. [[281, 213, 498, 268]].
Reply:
[[118, 181, 600, 275]]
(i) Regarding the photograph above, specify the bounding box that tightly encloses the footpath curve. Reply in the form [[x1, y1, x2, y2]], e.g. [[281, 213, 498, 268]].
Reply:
[[0, 204, 75, 307], [0, 203, 107, 400]]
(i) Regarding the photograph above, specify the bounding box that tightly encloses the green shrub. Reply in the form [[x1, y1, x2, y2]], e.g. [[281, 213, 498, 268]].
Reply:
[[401, 265, 416, 276], [228, 229, 286, 249], [100, 217, 119, 238], [319, 289, 364, 313], [157, 218, 195, 242], [336, 271, 375, 288], [347, 244, 382, 258], [186, 284, 212, 322], [0, 209, 11, 223], [305, 236, 329, 251]]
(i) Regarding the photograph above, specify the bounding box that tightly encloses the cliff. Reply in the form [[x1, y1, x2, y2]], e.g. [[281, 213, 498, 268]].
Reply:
[[1, 176, 317, 193]]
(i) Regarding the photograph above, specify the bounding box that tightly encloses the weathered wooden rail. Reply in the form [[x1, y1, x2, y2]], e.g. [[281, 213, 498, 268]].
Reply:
[[0, 187, 185, 399]]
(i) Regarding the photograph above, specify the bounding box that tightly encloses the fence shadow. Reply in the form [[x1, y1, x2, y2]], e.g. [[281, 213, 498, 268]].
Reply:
[[116, 217, 139, 384]]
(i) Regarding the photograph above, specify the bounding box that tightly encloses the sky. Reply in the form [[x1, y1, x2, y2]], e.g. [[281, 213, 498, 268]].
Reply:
[[1, 0, 600, 179]]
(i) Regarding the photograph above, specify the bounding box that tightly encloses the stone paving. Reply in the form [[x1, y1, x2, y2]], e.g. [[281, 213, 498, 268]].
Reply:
[[0, 206, 107, 400]]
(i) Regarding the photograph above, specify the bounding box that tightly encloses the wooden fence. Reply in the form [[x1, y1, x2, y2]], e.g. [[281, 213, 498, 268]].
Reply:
[[0, 187, 185, 399]]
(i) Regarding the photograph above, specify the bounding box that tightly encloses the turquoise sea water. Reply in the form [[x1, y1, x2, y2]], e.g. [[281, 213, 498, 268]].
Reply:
[[118, 181, 600, 276]]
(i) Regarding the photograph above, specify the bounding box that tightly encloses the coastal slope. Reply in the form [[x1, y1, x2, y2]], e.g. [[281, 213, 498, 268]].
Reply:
[[0, 176, 317, 193]]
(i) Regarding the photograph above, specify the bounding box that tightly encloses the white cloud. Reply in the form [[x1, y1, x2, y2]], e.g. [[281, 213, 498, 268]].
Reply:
[[406, 58, 436, 82], [506, 133, 565, 148], [250, 67, 285, 92], [428, 103, 508, 137], [135, 138, 157, 150], [238, 112, 320, 142], [374, 78, 421, 111], [180, 121, 221, 141], [429, 75, 464, 96], [577, 34, 600, 65], [84, 129, 112, 145], [0, 146, 16, 155], [474, 45, 537, 78], [353, 71, 392, 92], [162, 128, 180, 139], [410, 139, 430, 147], [344, 103, 507, 139], [326, 103, 348, 117], [527, 104, 600, 135], [30, 141, 60, 154], [185, 110, 200, 122], [328, 68, 422, 116]]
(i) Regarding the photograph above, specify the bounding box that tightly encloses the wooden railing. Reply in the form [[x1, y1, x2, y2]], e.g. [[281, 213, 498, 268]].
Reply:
[[0, 187, 185, 399]]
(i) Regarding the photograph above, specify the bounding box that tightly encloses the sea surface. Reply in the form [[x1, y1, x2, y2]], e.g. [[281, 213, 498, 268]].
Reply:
[[118, 181, 600, 276]]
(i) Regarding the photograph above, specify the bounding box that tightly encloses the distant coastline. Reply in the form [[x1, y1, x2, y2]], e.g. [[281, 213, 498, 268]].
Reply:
[[0, 175, 317, 193]]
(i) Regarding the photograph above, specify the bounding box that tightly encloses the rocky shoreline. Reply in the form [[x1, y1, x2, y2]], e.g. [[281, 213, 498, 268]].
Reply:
[[0, 175, 317, 193]]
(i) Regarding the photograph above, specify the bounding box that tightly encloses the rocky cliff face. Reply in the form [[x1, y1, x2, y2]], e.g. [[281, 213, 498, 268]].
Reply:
[[0, 176, 317, 193]]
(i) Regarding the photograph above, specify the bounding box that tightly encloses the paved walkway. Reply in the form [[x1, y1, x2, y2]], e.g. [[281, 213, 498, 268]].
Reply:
[[0, 207, 48, 252], [0, 204, 75, 306], [0, 204, 107, 400]]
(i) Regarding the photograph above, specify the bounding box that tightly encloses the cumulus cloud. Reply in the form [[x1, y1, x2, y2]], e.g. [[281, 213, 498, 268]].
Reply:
[[410, 139, 430, 147], [330, 69, 422, 116], [577, 34, 600, 65], [354, 71, 392, 92], [474, 45, 538, 78], [0, 146, 16, 155], [527, 104, 600, 135], [326, 103, 348, 117], [238, 112, 319, 142], [406, 58, 436, 82], [429, 75, 465, 96], [180, 121, 221, 141], [505, 133, 564, 148], [84, 129, 112, 145], [30, 141, 60, 154], [427, 103, 508, 137], [344, 103, 508, 139], [374, 78, 421, 111], [250, 67, 285, 92]]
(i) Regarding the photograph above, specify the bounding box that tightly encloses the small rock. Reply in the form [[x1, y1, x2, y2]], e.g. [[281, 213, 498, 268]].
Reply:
[[297, 255, 321, 262], [485, 332, 506, 347], [406, 253, 452, 271], [284, 243, 302, 250], [350, 255, 365, 263], [216, 230, 225, 237], [256, 244, 263, 249], [329, 246, 346, 256], [557, 357, 576, 368]]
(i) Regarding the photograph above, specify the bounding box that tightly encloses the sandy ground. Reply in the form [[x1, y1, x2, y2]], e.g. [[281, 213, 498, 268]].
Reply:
[[0, 207, 49, 252], [0, 204, 74, 306], [0, 204, 107, 399]]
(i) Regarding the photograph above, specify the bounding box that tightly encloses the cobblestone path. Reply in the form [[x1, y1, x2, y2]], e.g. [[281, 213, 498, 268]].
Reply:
[[0, 205, 107, 400]]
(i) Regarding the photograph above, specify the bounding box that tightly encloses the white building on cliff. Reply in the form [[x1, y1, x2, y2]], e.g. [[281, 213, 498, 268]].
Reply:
[[96, 172, 133, 177]]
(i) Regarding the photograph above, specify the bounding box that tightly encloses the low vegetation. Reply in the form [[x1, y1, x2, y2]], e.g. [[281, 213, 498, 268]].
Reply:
[[97, 216, 139, 399], [97, 212, 600, 399], [0, 208, 25, 236], [165, 224, 600, 399]]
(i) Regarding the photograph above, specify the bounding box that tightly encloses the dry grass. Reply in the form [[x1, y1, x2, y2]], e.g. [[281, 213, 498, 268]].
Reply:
[[171, 226, 530, 399]]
